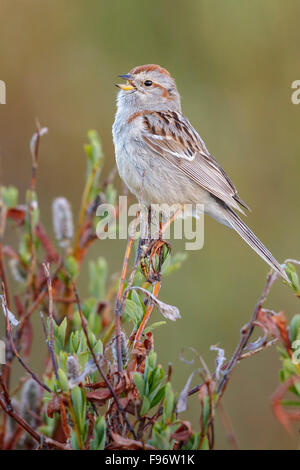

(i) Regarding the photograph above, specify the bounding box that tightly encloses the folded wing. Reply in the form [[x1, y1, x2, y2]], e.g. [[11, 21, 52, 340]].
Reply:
[[141, 110, 250, 213]]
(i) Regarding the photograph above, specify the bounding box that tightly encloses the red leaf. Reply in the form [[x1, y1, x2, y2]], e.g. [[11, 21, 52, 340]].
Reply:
[[47, 395, 61, 418], [257, 309, 291, 351], [59, 398, 70, 440], [106, 432, 155, 450], [35, 223, 59, 263], [271, 377, 300, 434], [171, 421, 193, 442], [6, 207, 26, 224], [22, 318, 33, 358]]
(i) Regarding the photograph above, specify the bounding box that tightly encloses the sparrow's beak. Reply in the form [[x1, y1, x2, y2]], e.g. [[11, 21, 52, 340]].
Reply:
[[115, 73, 135, 91]]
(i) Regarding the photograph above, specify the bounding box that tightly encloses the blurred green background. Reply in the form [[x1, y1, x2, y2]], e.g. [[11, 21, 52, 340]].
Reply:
[[1, 0, 300, 449]]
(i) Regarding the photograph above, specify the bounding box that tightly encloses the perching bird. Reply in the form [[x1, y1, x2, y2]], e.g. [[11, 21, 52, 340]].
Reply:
[[112, 64, 287, 281]]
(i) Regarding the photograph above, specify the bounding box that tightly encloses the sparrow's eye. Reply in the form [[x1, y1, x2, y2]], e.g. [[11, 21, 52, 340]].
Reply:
[[144, 80, 153, 86]]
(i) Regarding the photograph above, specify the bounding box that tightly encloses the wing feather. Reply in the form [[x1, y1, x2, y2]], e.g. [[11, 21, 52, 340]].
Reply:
[[141, 111, 250, 213]]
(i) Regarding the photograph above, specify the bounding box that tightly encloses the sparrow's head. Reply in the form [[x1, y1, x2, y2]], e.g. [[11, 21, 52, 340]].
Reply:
[[115, 64, 181, 112]]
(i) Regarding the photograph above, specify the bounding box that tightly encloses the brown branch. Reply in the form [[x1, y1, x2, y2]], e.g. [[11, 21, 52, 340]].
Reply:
[[188, 271, 282, 399], [134, 280, 161, 346], [0, 388, 68, 450], [216, 270, 278, 400], [0, 395, 41, 444]]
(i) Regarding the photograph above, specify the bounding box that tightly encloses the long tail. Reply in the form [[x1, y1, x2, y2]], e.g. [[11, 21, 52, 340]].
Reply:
[[222, 206, 288, 282]]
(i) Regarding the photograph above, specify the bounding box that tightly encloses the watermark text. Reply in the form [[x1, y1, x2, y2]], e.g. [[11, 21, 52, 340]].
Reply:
[[291, 80, 300, 104], [96, 197, 205, 251], [0, 80, 6, 104]]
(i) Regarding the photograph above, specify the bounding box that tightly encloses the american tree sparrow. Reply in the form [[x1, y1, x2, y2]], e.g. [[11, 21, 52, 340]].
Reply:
[[113, 64, 287, 281]]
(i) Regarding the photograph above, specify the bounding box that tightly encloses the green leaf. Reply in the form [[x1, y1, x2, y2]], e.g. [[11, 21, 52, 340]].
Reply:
[[182, 432, 201, 450], [53, 317, 67, 353], [25, 190, 39, 230], [65, 256, 79, 279], [200, 436, 209, 450], [279, 369, 285, 383], [93, 339, 103, 356], [84, 130, 104, 191], [150, 385, 166, 409], [123, 298, 143, 326], [131, 289, 145, 312], [290, 314, 300, 343], [144, 321, 166, 334], [85, 130, 103, 165], [202, 395, 211, 433], [18, 234, 31, 266], [1, 186, 18, 208], [285, 263, 300, 292], [147, 350, 157, 370], [133, 373, 145, 396], [282, 358, 298, 376], [70, 430, 80, 450], [90, 416, 106, 450], [281, 400, 300, 407], [163, 383, 174, 421], [71, 386, 87, 436], [148, 422, 172, 450], [148, 367, 164, 393], [277, 345, 290, 360], [141, 396, 151, 416], [58, 368, 69, 392]]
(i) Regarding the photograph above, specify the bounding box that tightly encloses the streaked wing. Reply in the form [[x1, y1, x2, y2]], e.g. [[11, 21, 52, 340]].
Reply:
[[141, 110, 250, 213]]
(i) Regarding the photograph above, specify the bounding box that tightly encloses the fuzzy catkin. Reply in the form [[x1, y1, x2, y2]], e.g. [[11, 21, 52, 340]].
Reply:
[[19, 379, 40, 447], [21, 379, 40, 423], [9, 258, 26, 283], [52, 197, 74, 247], [67, 355, 81, 381]]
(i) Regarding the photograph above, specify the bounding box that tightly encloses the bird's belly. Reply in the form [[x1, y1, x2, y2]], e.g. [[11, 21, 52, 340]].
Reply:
[[115, 142, 210, 207]]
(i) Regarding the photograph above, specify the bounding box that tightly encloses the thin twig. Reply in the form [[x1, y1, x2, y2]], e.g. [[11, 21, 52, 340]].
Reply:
[[134, 280, 161, 346], [42, 263, 58, 379], [217, 401, 239, 450], [188, 270, 280, 398], [0, 395, 41, 444], [25, 123, 48, 306], [216, 270, 278, 399], [40, 312, 59, 380], [18, 259, 64, 333], [0, 385, 68, 450]]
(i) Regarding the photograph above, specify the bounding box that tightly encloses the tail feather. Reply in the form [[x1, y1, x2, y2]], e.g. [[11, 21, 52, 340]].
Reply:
[[222, 206, 288, 282]]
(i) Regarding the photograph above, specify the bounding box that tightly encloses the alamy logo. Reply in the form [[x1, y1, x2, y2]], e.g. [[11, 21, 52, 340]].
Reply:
[[0, 340, 5, 364], [291, 80, 300, 105], [95, 197, 205, 251], [0, 80, 6, 104]]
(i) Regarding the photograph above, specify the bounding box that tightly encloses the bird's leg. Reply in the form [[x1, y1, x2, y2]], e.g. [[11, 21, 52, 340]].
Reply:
[[139, 205, 152, 247]]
